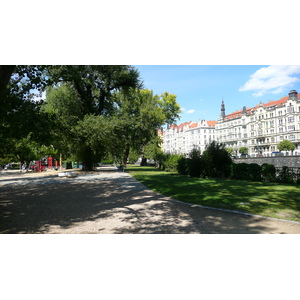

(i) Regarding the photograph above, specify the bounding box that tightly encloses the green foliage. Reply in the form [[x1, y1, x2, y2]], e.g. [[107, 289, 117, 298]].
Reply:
[[202, 141, 232, 178], [231, 163, 249, 180], [226, 147, 235, 155], [277, 140, 296, 152], [42, 66, 142, 170], [187, 148, 202, 177], [248, 163, 262, 181], [239, 147, 248, 155], [161, 154, 181, 172], [261, 163, 276, 182], [177, 156, 189, 175], [158, 92, 181, 127], [128, 149, 140, 164], [277, 166, 295, 184], [231, 163, 261, 181], [143, 136, 165, 166], [113, 89, 180, 165]]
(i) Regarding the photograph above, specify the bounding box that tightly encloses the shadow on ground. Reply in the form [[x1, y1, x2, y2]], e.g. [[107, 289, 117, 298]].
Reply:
[[1, 169, 298, 234]]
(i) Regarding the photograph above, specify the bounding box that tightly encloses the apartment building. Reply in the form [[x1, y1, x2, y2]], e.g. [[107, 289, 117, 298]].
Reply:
[[162, 90, 300, 157], [216, 90, 300, 157], [163, 120, 217, 154]]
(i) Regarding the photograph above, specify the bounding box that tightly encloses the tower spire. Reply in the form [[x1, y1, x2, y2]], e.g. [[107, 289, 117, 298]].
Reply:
[[221, 98, 226, 119]]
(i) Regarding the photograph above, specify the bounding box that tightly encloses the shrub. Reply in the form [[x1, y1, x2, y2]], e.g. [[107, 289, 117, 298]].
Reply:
[[202, 141, 232, 178], [277, 166, 295, 184], [162, 154, 181, 172], [248, 163, 262, 182], [296, 168, 300, 185], [230, 163, 238, 180], [237, 163, 249, 180], [261, 163, 276, 182], [187, 148, 202, 177], [177, 156, 188, 175]]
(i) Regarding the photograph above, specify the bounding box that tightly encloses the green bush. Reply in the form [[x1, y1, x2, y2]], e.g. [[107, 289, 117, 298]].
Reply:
[[237, 163, 249, 180], [277, 166, 295, 184], [296, 168, 300, 185], [261, 163, 276, 182], [202, 141, 232, 178], [230, 163, 238, 180], [177, 156, 188, 175], [187, 148, 202, 177], [162, 154, 181, 172], [248, 163, 262, 182]]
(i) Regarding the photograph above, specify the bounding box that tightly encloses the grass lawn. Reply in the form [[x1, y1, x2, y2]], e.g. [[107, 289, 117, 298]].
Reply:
[[127, 165, 300, 222]]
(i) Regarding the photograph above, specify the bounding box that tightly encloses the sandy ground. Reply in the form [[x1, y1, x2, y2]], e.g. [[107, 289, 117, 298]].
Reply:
[[1, 166, 300, 234]]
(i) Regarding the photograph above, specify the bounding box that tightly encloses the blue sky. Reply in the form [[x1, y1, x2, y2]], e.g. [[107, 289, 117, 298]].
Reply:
[[134, 65, 300, 124]]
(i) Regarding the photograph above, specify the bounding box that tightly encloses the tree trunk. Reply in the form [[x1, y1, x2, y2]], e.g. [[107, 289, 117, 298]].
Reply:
[[140, 157, 147, 166], [122, 144, 130, 166], [81, 146, 94, 171]]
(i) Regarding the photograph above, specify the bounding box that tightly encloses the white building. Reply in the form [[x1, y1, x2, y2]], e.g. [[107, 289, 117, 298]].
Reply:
[[163, 120, 217, 154], [216, 90, 300, 157]]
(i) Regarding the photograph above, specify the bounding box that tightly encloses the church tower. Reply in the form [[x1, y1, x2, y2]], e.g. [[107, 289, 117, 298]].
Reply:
[[220, 99, 226, 120]]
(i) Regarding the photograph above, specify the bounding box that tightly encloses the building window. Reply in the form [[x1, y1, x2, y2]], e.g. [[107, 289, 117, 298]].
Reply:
[[288, 125, 295, 131], [288, 116, 295, 123], [289, 135, 295, 141]]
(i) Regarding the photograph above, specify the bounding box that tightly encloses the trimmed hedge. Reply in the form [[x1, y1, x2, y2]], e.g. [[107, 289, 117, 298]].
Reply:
[[159, 152, 299, 184]]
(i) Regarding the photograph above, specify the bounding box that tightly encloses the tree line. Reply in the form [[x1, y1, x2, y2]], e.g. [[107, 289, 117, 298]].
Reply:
[[0, 65, 181, 170]]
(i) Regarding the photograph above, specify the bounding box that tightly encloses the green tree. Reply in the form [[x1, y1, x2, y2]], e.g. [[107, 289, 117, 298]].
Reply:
[[239, 147, 248, 155], [0, 65, 52, 161], [158, 92, 181, 127], [112, 89, 180, 166], [202, 141, 232, 178], [226, 147, 235, 156], [43, 66, 142, 170], [277, 140, 296, 154]]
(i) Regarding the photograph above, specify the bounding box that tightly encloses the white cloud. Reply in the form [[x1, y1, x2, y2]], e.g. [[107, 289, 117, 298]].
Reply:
[[239, 65, 300, 97], [186, 109, 195, 114], [180, 108, 186, 113]]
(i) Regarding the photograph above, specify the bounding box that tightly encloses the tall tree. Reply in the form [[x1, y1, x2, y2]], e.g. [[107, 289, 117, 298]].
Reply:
[[202, 141, 232, 178], [0, 65, 51, 160], [112, 89, 181, 165], [43, 66, 142, 170]]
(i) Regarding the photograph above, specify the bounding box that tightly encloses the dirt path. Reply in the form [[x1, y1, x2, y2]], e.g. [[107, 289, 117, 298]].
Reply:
[[1, 167, 300, 234]]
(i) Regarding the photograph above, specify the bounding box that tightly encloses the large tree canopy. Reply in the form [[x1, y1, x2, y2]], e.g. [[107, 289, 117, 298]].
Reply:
[[0, 65, 51, 160], [43, 66, 143, 170], [1, 65, 180, 170], [112, 89, 180, 165]]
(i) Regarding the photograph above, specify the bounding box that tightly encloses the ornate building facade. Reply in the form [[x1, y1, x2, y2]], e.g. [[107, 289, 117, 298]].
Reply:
[[163, 120, 217, 154], [162, 90, 300, 157], [216, 90, 300, 156]]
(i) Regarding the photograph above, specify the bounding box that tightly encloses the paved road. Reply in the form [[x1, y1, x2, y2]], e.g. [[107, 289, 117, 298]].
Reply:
[[1, 167, 300, 234]]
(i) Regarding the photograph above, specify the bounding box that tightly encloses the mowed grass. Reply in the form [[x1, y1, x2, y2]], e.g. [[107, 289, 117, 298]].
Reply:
[[127, 165, 300, 222]]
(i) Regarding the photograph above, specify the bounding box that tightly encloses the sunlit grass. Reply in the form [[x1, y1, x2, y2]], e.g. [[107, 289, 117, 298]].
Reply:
[[127, 165, 300, 222]]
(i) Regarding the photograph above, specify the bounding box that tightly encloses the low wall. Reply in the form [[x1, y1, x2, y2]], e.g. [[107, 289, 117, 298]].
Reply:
[[234, 156, 300, 168]]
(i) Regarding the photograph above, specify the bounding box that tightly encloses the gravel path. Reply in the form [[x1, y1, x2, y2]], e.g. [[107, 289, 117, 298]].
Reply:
[[1, 167, 300, 234]]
